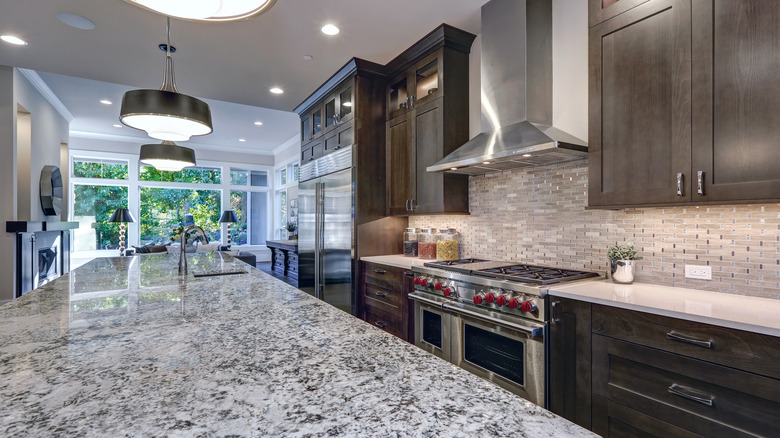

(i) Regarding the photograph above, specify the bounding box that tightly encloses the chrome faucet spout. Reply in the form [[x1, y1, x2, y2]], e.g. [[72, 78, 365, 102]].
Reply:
[[178, 225, 209, 275]]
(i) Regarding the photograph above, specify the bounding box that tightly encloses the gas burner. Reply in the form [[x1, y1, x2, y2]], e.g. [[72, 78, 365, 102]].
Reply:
[[474, 264, 600, 285], [425, 258, 489, 266]]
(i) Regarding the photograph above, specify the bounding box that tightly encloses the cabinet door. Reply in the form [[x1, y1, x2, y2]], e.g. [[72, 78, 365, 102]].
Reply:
[[691, 0, 780, 202], [323, 91, 338, 134], [336, 81, 354, 124], [412, 98, 444, 214], [588, 0, 692, 207], [387, 70, 412, 120], [410, 50, 443, 109], [548, 298, 592, 430], [588, 0, 651, 27], [386, 113, 414, 215]]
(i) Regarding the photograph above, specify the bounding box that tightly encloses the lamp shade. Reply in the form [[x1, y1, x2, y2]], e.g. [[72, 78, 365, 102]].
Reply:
[[219, 210, 239, 223], [120, 89, 213, 141], [109, 208, 136, 223], [126, 0, 277, 22], [139, 141, 196, 172]]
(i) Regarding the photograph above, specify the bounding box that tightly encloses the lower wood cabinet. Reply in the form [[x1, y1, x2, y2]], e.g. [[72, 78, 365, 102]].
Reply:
[[549, 297, 780, 437], [266, 240, 298, 286], [360, 261, 414, 343]]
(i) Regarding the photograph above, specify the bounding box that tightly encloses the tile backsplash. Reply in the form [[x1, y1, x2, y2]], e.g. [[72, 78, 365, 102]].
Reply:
[[409, 161, 780, 299]]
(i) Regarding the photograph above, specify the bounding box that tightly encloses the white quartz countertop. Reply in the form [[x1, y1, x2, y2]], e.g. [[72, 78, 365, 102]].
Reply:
[[0, 253, 593, 437], [360, 254, 429, 270], [549, 280, 780, 337]]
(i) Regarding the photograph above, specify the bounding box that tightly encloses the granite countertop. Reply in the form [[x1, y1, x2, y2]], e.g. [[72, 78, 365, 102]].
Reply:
[[549, 280, 780, 337], [0, 253, 593, 437]]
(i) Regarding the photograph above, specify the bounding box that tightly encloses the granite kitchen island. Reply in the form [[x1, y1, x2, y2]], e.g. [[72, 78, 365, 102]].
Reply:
[[0, 253, 593, 437]]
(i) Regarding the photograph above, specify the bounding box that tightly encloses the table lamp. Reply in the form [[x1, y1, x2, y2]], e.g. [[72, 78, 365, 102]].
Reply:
[[109, 208, 136, 256], [219, 210, 239, 247]]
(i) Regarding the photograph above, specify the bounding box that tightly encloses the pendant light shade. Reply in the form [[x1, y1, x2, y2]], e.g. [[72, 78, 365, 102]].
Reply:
[[126, 0, 277, 22], [120, 18, 213, 141], [140, 141, 196, 172]]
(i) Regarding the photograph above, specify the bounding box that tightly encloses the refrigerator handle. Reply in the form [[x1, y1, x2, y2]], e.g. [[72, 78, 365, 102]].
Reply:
[[317, 182, 326, 298]]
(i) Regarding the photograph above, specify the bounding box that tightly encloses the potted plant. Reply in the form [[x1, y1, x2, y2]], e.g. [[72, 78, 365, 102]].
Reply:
[[607, 244, 642, 284], [285, 221, 297, 240]]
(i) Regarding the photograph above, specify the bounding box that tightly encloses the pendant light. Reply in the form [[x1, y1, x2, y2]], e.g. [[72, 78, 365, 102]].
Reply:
[[126, 0, 277, 22], [139, 140, 196, 172], [120, 17, 213, 142]]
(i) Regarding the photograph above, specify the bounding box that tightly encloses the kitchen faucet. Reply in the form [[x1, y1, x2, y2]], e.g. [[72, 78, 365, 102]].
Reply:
[[178, 225, 209, 275]]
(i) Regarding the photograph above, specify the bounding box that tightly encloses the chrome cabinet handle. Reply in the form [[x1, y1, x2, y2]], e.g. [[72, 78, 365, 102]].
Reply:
[[666, 331, 713, 349], [676, 173, 684, 196], [410, 199, 416, 211], [405, 199, 410, 212], [697, 171, 705, 196], [308, 157, 314, 161], [373, 269, 387, 275], [668, 383, 715, 407], [374, 321, 387, 328], [405, 96, 411, 109], [374, 292, 388, 298], [551, 301, 561, 324], [410, 94, 416, 108]]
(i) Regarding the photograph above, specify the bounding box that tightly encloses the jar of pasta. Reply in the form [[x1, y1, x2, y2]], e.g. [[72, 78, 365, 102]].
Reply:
[[403, 227, 419, 257], [418, 228, 437, 259], [436, 228, 460, 261]]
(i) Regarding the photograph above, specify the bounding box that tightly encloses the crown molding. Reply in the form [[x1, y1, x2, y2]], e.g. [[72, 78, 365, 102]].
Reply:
[[17, 68, 75, 122], [69, 130, 275, 156]]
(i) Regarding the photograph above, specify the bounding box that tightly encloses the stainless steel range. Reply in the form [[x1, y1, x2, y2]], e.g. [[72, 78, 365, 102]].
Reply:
[[409, 259, 600, 407]]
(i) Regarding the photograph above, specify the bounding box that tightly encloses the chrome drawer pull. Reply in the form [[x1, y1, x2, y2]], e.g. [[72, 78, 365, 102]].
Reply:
[[373, 269, 387, 275], [374, 292, 388, 298], [374, 321, 387, 328], [666, 331, 713, 349], [676, 173, 684, 196], [668, 383, 715, 407], [697, 171, 705, 196]]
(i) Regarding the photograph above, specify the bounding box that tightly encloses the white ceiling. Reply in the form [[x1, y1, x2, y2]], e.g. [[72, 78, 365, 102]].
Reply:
[[0, 0, 487, 154]]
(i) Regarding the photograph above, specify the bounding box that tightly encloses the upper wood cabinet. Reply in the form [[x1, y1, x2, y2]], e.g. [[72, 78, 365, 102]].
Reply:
[[588, 0, 651, 27], [384, 25, 475, 216], [589, 0, 780, 208]]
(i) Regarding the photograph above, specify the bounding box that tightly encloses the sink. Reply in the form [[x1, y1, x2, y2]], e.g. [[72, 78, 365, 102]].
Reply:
[[192, 268, 248, 278]]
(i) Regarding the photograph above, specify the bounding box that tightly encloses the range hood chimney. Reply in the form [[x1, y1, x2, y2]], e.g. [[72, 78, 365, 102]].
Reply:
[[427, 0, 587, 175]]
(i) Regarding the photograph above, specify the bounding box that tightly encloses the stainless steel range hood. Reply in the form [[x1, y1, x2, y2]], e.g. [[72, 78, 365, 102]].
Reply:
[[428, 0, 587, 175]]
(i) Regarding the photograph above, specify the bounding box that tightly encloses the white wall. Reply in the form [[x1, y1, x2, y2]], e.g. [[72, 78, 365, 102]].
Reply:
[[0, 66, 17, 301]]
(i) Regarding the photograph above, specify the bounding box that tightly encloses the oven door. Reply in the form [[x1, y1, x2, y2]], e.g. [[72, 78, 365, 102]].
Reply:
[[448, 305, 546, 405], [409, 292, 451, 361]]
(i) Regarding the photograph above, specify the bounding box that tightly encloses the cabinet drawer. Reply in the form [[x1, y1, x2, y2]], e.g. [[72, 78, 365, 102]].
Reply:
[[363, 304, 403, 339], [592, 304, 780, 379], [362, 262, 403, 288], [364, 283, 401, 308], [592, 395, 699, 438], [593, 335, 780, 437]]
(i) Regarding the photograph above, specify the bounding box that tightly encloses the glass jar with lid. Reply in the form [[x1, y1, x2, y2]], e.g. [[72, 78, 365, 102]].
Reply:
[[417, 227, 437, 259], [403, 227, 419, 257], [436, 228, 460, 261]]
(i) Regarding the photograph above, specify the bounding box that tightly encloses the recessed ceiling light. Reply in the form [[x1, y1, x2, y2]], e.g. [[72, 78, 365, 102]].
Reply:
[[321, 24, 340, 36], [269, 87, 284, 94], [125, 0, 277, 22], [342, 102, 352, 107], [100, 99, 112, 105], [0, 35, 28, 46], [522, 154, 532, 157], [113, 124, 123, 128], [254, 121, 263, 126], [303, 55, 313, 61], [57, 13, 96, 30], [239, 138, 247, 142]]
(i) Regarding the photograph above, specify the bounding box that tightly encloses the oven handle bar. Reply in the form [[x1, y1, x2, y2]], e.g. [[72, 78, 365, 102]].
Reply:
[[443, 303, 545, 338], [408, 292, 447, 308]]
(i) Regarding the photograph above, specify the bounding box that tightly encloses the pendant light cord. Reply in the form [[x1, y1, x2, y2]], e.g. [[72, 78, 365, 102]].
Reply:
[[161, 16, 178, 93]]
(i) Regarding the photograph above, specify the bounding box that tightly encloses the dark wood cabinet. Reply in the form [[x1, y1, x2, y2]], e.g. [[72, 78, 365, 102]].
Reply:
[[588, 0, 692, 207], [588, 0, 651, 27], [548, 297, 593, 430], [691, 0, 780, 203], [266, 240, 298, 286], [360, 261, 414, 342], [384, 25, 474, 216], [548, 296, 780, 437], [590, 0, 780, 208]]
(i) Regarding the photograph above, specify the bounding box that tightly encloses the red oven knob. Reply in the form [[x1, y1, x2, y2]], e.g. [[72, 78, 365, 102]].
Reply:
[[521, 300, 537, 313], [413, 277, 422, 285], [434, 282, 443, 290], [442, 287, 452, 297], [485, 293, 495, 303], [473, 295, 484, 304], [507, 298, 520, 309], [496, 295, 507, 306], [420, 279, 429, 287]]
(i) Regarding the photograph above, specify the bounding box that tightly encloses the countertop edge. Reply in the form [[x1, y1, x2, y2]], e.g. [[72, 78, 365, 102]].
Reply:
[[548, 288, 780, 338], [360, 255, 425, 270]]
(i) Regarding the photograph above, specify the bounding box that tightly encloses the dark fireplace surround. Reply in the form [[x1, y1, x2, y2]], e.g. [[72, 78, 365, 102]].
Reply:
[[6, 221, 78, 298]]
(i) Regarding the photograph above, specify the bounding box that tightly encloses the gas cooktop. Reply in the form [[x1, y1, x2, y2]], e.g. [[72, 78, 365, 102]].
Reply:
[[423, 259, 599, 285]]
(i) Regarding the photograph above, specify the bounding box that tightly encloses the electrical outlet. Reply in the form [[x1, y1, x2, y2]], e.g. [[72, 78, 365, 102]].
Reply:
[[685, 265, 712, 280]]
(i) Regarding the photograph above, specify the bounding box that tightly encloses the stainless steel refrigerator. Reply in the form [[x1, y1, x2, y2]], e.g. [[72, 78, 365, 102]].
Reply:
[[298, 146, 355, 314]]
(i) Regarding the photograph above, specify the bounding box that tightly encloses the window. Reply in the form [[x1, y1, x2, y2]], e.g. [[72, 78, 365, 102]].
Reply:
[[231, 168, 268, 187], [72, 184, 129, 251], [140, 165, 221, 184], [230, 191, 268, 245], [275, 161, 298, 239], [73, 158, 128, 179], [139, 187, 221, 245]]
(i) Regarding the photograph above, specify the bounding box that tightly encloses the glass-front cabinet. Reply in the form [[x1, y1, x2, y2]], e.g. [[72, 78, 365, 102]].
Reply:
[[387, 72, 409, 120], [301, 105, 323, 142], [386, 48, 443, 121]]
